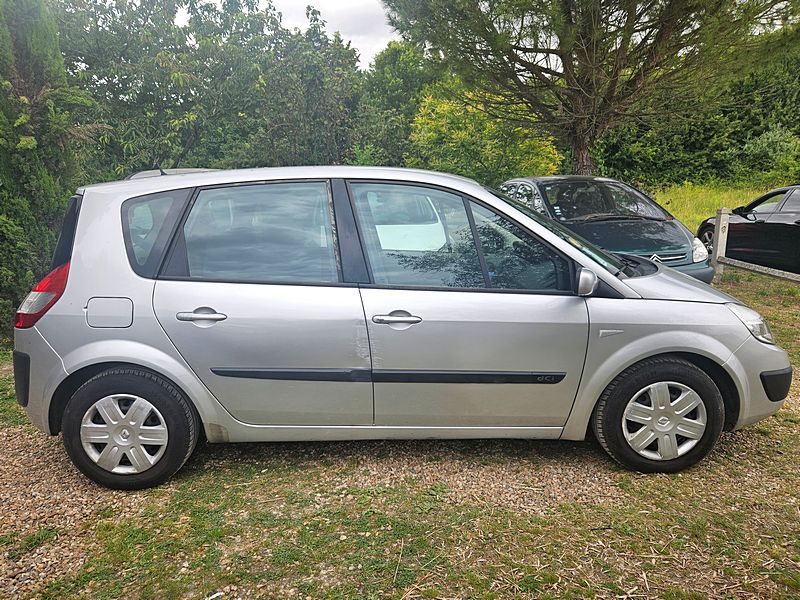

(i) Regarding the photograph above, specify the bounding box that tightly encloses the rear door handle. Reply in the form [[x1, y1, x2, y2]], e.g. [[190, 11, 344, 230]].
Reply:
[[372, 314, 422, 325], [176, 309, 227, 322]]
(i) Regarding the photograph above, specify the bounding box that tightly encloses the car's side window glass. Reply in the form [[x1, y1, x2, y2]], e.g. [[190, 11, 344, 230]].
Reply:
[[516, 184, 548, 216], [779, 190, 800, 212], [750, 192, 785, 213], [122, 189, 190, 277], [499, 183, 518, 197], [174, 182, 339, 284], [469, 201, 572, 292], [351, 183, 485, 288]]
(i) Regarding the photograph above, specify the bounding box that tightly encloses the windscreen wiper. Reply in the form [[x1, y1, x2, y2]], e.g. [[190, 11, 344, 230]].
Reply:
[[568, 214, 666, 223]]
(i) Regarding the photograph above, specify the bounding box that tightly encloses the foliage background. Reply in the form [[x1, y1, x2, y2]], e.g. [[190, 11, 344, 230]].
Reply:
[[0, 0, 798, 338]]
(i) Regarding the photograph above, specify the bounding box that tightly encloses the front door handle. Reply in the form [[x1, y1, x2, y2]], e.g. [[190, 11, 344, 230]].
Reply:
[[176, 308, 227, 322], [372, 314, 422, 325]]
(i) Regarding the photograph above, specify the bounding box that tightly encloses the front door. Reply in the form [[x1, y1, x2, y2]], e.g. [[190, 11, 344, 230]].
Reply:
[[763, 190, 800, 273], [349, 181, 589, 427], [153, 180, 372, 425]]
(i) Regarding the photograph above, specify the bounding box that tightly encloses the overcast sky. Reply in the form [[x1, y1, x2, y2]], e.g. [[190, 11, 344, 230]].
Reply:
[[271, 0, 399, 68]]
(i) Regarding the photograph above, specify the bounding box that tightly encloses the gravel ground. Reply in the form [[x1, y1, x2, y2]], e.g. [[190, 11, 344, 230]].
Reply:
[[1, 385, 797, 598], [0, 428, 148, 597]]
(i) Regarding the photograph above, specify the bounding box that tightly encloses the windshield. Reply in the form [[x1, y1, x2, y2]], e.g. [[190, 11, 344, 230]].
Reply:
[[539, 180, 668, 222], [486, 188, 627, 275]]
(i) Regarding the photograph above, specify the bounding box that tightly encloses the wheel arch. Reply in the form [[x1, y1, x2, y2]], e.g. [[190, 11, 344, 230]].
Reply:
[[564, 349, 741, 441], [49, 362, 203, 437]]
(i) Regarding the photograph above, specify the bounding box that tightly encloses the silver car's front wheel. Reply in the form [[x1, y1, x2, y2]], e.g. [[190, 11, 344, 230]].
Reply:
[[593, 356, 724, 473], [621, 382, 707, 461], [80, 394, 169, 474]]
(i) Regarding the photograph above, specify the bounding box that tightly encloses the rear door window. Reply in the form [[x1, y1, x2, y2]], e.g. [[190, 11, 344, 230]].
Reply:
[[121, 189, 191, 277], [163, 181, 340, 284]]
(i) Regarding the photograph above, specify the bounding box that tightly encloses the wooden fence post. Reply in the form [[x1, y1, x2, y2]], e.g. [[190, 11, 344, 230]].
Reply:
[[710, 207, 729, 281]]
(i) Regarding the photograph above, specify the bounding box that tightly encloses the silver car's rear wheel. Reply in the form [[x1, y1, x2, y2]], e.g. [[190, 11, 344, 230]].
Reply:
[[621, 381, 707, 461], [63, 367, 199, 489], [80, 394, 169, 474]]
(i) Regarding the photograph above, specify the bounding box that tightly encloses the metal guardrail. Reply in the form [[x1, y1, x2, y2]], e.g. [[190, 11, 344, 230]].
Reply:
[[710, 207, 800, 283]]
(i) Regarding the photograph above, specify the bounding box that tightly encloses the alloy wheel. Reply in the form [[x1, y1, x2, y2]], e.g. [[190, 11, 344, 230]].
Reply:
[[700, 229, 714, 254]]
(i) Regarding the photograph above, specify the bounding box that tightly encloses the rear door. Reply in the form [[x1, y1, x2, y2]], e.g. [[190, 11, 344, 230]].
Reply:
[[349, 181, 589, 428], [727, 191, 786, 265], [152, 180, 372, 425]]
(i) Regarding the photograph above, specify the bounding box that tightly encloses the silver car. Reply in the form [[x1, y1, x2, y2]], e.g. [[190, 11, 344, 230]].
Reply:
[[13, 167, 793, 489]]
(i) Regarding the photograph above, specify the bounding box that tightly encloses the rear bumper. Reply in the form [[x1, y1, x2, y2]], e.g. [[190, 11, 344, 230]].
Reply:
[[673, 261, 715, 283], [13, 326, 67, 434], [13, 351, 30, 407]]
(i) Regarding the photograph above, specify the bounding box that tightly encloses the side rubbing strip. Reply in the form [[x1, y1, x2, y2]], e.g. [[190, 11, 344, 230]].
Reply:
[[211, 368, 565, 384], [372, 370, 566, 384], [211, 368, 372, 382]]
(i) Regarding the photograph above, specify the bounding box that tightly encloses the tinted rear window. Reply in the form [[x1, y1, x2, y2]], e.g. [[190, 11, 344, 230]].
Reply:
[[163, 182, 340, 284], [121, 189, 191, 277], [51, 194, 82, 269]]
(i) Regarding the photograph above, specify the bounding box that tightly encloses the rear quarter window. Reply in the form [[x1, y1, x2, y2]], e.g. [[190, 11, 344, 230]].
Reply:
[[121, 189, 191, 277]]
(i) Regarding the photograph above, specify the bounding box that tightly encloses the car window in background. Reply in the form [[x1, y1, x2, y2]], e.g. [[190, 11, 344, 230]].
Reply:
[[748, 192, 785, 213], [352, 183, 485, 288], [779, 190, 800, 212], [470, 201, 571, 291], [516, 184, 548, 216], [176, 182, 339, 283], [486, 188, 627, 275], [499, 182, 518, 197], [539, 181, 667, 221]]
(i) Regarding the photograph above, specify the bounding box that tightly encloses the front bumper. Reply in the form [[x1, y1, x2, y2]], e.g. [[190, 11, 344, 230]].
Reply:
[[673, 260, 715, 283], [761, 367, 793, 402], [725, 335, 792, 428]]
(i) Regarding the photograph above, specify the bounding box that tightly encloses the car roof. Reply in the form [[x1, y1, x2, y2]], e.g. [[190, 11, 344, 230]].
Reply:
[[77, 166, 482, 199], [505, 175, 620, 185]]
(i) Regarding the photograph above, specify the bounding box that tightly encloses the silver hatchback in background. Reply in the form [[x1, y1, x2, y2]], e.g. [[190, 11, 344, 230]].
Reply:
[[13, 167, 792, 489]]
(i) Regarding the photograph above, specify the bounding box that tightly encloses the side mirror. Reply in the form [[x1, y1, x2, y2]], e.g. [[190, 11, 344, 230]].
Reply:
[[577, 268, 599, 297], [732, 206, 745, 216]]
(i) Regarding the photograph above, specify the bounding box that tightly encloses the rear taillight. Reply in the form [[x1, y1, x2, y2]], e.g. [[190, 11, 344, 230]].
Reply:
[[15, 262, 70, 329]]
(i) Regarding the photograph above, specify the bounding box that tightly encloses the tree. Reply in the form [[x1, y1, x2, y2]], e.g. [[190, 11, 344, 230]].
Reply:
[[406, 78, 560, 186], [53, 1, 362, 175], [0, 0, 88, 336], [352, 41, 440, 166], [384, 0, 796, 174]]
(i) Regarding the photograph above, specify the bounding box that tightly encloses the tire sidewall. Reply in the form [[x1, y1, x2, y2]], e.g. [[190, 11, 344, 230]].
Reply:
[[62, 370, 195, 490], [596, 359, 725, 473]]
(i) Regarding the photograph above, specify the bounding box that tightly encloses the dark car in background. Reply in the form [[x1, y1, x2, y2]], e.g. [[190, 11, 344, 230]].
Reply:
[[697, 186, 800, 275], [500, 176, 714, 282]]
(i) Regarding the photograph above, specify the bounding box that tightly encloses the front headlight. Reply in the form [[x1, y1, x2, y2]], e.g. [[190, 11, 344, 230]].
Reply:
[[692, 237, 709, 263], [727, 303, 775, 344]]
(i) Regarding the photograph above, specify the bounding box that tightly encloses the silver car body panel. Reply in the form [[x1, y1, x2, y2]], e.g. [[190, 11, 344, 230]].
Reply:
[[361, 288, 589, 427], [16, 166, 790, 444]]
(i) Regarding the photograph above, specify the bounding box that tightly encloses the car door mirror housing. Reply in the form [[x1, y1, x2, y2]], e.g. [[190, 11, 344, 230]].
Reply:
[[732, 206, 745, 215], [576, 268, 599, 297]]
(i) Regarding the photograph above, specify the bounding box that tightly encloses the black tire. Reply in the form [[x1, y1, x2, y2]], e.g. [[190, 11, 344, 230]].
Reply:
[[592, 356, 724, 473], [62, 367, 200, 490]]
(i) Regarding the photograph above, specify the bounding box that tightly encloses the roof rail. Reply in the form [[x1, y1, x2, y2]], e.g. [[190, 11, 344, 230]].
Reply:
[[124, 168, 218, 180]]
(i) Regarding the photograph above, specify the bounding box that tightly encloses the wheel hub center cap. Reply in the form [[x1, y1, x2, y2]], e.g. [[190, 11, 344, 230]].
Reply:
[[655, 415, 672, 431]]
